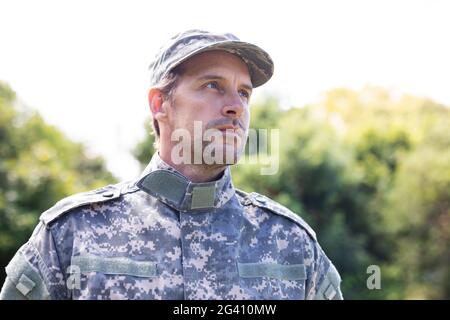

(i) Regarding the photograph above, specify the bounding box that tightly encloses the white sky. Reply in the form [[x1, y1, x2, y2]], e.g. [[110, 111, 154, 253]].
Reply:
[[1, 0, 449, 180]]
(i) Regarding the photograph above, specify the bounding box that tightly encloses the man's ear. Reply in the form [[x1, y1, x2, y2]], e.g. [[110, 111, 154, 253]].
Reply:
[[148, 88, 167, 121]]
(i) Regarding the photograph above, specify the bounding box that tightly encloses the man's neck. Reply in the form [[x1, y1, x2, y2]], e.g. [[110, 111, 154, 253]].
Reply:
[[159, 151, 227, 183]]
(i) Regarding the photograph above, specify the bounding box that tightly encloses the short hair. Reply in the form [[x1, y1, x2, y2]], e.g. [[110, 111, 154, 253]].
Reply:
[[150, 65, 184, 149]]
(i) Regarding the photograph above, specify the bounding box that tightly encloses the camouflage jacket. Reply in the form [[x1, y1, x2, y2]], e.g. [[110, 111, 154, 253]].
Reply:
[[0, 153, 343, 300]]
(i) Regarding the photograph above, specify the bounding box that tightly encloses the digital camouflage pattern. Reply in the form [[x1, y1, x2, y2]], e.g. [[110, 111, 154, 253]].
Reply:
[[0, 153, 343, 300], [148, 29, 274, 88]]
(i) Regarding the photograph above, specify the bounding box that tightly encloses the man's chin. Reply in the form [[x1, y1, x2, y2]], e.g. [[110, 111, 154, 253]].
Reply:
[[202, 143, 243, 165]]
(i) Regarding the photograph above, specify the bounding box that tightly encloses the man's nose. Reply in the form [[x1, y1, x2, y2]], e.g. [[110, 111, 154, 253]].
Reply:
[[221, 95, 244, 119]]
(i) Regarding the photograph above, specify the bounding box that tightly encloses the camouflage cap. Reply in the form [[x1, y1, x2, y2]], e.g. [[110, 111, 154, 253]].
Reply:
[[148, 29, 274, 88]]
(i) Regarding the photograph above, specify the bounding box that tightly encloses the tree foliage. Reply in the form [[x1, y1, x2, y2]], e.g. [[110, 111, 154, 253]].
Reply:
[[0, 81, 117, 282]]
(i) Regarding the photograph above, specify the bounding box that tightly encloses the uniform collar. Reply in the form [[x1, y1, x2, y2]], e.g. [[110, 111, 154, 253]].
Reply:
[[136, 152, 235, 212]]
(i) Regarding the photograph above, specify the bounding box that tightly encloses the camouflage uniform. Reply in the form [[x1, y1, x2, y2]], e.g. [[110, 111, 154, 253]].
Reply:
[[0, 153, 342, 300], [0, 29, 343, 300]]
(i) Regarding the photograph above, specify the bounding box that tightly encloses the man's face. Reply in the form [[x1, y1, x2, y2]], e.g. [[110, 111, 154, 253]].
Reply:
[[162, 50, 252, 165]]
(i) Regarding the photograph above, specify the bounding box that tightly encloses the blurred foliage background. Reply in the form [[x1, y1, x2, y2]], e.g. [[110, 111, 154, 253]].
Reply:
[[1, 80, 449, 299], [0, 82, 116, 284]]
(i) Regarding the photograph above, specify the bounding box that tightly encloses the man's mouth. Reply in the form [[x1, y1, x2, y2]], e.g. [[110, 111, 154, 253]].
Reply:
[[216, 125, 238, 132]]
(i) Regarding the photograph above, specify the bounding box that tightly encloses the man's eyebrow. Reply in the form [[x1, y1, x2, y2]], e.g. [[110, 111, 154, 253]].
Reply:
[[196, 74, 253, 92]]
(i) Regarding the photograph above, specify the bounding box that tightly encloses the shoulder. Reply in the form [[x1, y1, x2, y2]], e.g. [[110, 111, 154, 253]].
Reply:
[[235, 189, 317, 242], [39, 181, 139, 226]]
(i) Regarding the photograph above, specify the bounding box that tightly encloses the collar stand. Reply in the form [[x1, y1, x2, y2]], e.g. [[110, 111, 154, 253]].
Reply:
[[137, 153, 235, 212]]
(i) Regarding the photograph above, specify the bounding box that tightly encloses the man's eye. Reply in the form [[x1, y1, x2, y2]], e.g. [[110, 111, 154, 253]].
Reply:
[[205, 82, 219, 89], [239, 90, 250, 99]]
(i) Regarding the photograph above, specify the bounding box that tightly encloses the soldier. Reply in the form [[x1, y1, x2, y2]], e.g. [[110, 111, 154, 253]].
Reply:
[[0, 29, 343, 300]]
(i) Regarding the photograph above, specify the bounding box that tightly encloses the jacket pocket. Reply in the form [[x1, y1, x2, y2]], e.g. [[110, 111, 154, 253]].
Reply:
[[70, 255, 157, 278], [237, 262, 306, 281]]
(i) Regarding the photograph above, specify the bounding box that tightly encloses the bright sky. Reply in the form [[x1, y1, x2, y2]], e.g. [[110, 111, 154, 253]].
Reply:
[[1, 0, 449, 180]]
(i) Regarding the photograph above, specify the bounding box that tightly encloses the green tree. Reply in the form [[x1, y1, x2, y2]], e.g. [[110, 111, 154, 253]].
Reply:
[[382, 124, 450, 298], [0, 81, 117, 283], [132, 119, 155, 171]]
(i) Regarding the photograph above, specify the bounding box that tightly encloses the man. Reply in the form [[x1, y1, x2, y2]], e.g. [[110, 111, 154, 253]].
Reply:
[[0, 29, 343, 300]]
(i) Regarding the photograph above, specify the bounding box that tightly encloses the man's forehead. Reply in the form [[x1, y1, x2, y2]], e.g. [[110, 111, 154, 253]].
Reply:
[[180, 51, 252, 84]]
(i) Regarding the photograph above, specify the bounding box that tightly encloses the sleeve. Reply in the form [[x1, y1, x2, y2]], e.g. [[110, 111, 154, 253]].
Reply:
[[306, 242, 344, 300], [0, 222, 68, 300]]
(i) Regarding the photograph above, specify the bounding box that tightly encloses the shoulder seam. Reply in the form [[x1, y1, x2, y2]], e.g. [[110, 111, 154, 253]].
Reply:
[[39, 181, 138, 226], [245, 192, 317, 241]]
